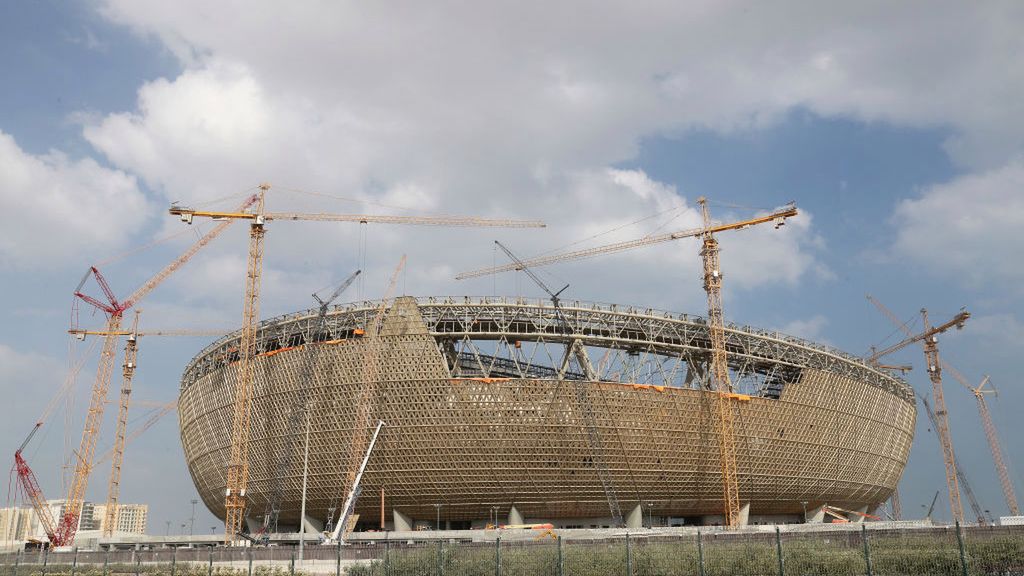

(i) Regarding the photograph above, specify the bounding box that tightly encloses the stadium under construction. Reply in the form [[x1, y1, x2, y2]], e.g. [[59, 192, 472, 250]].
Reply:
[[178, 296, 915, 533]]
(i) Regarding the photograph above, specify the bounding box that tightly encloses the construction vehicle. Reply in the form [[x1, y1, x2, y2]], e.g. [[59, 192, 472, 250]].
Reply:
[[12, 195, 254, 547], [458, 199, 798, 527], [493, 240, 623, 526], [864, 301, 969, 524], [261, 269, 361, 538], [924, 491, 941, 523], [324, 420, 385, 545], [170, 186, 544, 543]]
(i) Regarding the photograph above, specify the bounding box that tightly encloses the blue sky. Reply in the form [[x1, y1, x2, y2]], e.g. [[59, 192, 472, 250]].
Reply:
[[2, 1, 1023, 534]]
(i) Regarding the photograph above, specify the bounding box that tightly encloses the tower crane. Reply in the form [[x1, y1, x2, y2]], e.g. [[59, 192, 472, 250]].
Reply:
[[920, 395, 991, 525], [170, 185, 545, 542], [457, 199, 799, 527], [103, 310, 140, 537], [11, 194, 255, 547], [261, 269, 361, 537], [494, 241, 624, 526], [867, 294, 1019, 517], [863, 299, 970, 524]]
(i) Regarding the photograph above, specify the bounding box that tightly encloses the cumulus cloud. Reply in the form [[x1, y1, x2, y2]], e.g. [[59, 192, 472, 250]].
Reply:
[[0, 131, 152, 269], [893, 158, 1024, 290]]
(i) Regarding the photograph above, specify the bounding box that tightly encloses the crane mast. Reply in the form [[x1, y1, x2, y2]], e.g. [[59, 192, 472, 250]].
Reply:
[[698, 197, 742, 527], [103, 311, 141, 536], [225, 185, 268, 542], [921, 308, 964, 524]]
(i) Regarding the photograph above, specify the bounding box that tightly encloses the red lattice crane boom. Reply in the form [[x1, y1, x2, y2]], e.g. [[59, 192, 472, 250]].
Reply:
[[25, 194, 257, 547]]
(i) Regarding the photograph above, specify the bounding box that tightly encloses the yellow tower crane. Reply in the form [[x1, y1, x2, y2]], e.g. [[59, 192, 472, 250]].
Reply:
[[865, 300, 970, 524], [457, 199, 799, 527], [37, 195, 257, 547], [170, 184, 545, 543]]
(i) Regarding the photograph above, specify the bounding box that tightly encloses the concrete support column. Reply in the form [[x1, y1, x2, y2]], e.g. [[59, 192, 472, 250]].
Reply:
[[301, 515, 324, 535], [805, 504, 825, 523], [737, 503, 750, 527], [507, 505, 524, 526], [244, 516, 261, 535], [393, 509, 413, 532], [625, 504, 644, 529]]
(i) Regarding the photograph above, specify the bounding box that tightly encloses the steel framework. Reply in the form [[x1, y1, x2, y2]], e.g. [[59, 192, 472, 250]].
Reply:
[[179, 297, 915, 526]]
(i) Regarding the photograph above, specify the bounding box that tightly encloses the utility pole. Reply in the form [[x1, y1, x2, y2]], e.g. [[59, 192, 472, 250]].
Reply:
[[190, 499, 197, 536]]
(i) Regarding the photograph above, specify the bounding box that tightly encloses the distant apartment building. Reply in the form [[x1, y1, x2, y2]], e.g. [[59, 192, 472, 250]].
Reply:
[[0, 501, 148, 543], [91, 504, 148, 535]]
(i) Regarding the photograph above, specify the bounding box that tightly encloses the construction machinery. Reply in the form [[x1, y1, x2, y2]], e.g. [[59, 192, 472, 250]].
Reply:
[[924, 490, 940, 523], [493, 240, 623, 526], [12, 195, 257, 547], [868, 295, 1018, 516], [102, 310, 141, 536], [261, 269, 361, 537], [325, 420, 385, 545], [945, 370, 1019, 516], [170, 185, 545, 542], [457, 199, 799, 527], [864, 297, 971, 524], [920, 395, 991, 525]]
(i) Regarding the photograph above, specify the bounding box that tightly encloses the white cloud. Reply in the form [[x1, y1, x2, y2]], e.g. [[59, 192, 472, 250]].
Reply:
[[777, 314, 830, 342], [893, 158, 1024, 290], [0, 131, 152, 269]]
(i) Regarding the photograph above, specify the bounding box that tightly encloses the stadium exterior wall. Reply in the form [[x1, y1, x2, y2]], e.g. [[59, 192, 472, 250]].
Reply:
[[178, 297, 915, 527]]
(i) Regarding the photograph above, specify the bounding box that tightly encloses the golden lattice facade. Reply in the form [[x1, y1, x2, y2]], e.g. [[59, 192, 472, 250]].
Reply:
[[178, 297, 915, 527]]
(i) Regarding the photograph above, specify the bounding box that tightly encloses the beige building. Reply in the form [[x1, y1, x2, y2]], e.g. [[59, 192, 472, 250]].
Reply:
[[92, 504, 148, 535], [0, 501, 148, 544]]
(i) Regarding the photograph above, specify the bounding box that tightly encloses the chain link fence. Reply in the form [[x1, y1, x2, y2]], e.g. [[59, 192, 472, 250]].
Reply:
[[2, 524, 1022, 576]]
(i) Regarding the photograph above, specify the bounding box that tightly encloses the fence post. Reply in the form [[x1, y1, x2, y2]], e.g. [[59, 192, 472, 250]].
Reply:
[[955, 522, 969, 576], [171, 547, 178, 576], [495, 535, 501, 576], [71, 547, 78, 576], [207, 547, 213, 576], [12, 549, 20, 576], [557, 535, 563, 576], [290, 550, 295, 576], [697, 531, 705, 576], [40, 548, 48, 576], [861, 524, 873, 576], [384, 539, 391, 576], [247, 545, 253, 576], [103, 548, 109, 576], [775, 527, 785, 576], [134, 549, 141, 576], [436, 537, 444, 573], [335, 540, 341, 576], [626, 533, 632, 576]]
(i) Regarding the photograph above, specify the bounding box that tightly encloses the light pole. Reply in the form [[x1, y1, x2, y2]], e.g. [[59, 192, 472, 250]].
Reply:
[[190, 499, 198, 536], [298, 404, 313, 563], [800, 501, 808, 523], [433, 504, 443, 531], [165, 521, 171, 536]]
